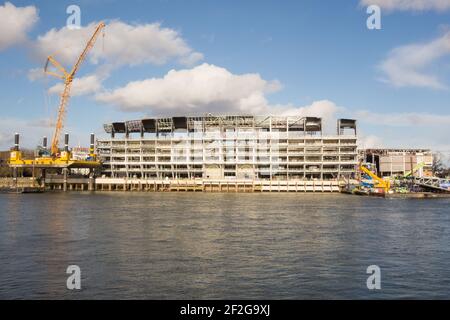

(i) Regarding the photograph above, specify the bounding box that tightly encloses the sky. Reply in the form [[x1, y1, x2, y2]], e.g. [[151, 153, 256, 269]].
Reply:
[[0, 0, 449, 159]]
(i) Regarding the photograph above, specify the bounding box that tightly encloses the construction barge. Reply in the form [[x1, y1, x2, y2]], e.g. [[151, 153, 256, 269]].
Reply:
[[341, 164, 450, 198]]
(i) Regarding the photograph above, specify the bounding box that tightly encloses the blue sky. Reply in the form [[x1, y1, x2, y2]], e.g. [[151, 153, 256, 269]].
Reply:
[[0, 0, 450, 157]]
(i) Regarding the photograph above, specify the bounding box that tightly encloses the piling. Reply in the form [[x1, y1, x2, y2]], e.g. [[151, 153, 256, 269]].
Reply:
[[64, 133, 69, 152], [63, 168, 68, 192]]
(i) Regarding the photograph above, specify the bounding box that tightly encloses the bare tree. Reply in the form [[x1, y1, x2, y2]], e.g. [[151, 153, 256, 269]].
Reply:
[[432, 152, 446, 177]]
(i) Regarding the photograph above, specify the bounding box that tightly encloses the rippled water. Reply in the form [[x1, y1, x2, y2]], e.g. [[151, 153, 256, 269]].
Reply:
[[1, 192, 449, 299]]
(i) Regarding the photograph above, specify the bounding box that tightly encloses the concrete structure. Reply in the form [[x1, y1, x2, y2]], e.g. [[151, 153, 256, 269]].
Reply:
[[361, 149, 433, 177], [97, 115, 358, 182]]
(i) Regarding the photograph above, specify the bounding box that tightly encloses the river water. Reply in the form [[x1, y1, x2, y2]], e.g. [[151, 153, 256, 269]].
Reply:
[[0, 192, 449, 299]]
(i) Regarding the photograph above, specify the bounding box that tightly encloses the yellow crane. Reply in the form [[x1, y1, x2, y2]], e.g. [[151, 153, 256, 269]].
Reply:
[[9, 22, 105, 169], [45, 21, 106, 156], [359, 164, 391, 193]]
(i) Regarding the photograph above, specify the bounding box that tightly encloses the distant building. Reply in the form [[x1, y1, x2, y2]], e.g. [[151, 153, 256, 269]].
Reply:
[[97, 115, 358, 181], [361, 149, 433, 177]]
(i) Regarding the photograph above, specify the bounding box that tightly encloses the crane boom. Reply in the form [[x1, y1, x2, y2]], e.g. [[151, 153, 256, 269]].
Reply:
[[360, 164, 391, 192], [404, 162, 425, 178], [70, 22, 106, 78], [45, 22, 105, 156]]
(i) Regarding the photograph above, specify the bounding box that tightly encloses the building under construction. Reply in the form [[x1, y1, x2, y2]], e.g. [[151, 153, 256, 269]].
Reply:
[[97, 115, 358, 181], [361, 149, 433, 178]]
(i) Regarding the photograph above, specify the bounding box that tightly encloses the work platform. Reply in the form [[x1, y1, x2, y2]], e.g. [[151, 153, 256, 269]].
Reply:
[[8, 159, 101, 169]]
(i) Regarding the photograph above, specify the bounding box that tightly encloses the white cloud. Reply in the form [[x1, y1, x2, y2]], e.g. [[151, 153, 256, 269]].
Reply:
[[96, 63, 281, 114], [26, 118, 56, 128], [33, 20, 203, 68], [0, 2, 38, 51], [379, 31, 450, 89], [360, 0, 450, 12], [279, 100, 342, 134], [178, 52, 204, 66], [279, 100, 340, 117], [355, 110, 450, 126], [0, 118, 48, 150], [27, 67, 46, 81], [95, 64, 346, 133], [0, 131, 11, 148], [351, 109, 450, 151], [358, 134, 384, 149], [0, 117, 89, 151], [48, 74, 103, 97]]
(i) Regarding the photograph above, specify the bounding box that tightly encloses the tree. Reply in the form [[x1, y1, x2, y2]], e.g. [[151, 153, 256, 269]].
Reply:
[[432, 152, 448, 178]]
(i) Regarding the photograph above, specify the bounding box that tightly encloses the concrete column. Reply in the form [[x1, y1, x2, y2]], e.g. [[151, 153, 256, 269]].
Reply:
[[88, 169, 95, 191], [63, 168, 68, 192], [12, 167, 18, 188], [41, 169, 46, 188]]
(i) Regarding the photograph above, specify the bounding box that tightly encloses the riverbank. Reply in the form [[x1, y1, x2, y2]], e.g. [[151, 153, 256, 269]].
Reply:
[[3, 176, 450, 196]]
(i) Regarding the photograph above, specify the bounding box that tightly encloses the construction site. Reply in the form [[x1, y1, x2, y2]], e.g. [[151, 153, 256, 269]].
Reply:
[[1, 21, 449, 197]]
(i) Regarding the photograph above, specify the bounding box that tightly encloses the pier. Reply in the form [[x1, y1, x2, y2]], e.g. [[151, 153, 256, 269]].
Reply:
[[1, 176, 343, 193], [94, 178, 342, 192]]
